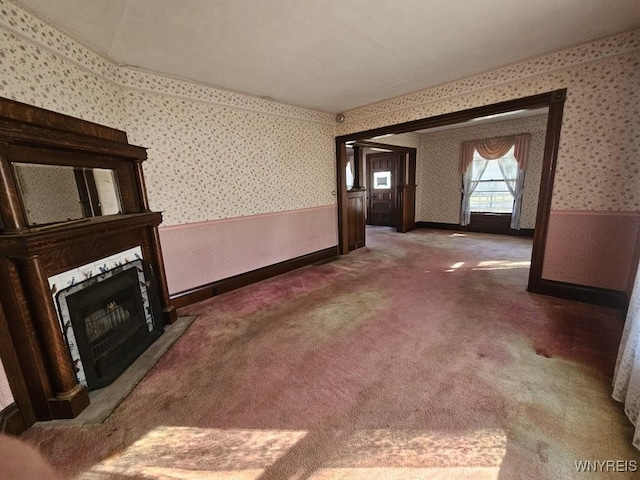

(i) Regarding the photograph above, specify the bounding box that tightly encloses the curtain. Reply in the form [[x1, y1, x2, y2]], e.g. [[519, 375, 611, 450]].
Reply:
[[496, 156, 525, 230], [346, 159, 355, 190], [613, 261, 640, 451], [460, 134, 530, 228], [509, 135, 530, 229], [460, 144, 489, 226], [475, 137, 514, 160]]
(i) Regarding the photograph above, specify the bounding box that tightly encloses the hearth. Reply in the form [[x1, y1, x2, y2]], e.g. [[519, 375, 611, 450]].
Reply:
[[56, 260, 163, 390]]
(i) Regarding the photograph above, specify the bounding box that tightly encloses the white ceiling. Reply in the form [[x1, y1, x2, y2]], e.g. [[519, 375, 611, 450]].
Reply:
[[411, 107, 550, 135], [15, 0, 640, 114]]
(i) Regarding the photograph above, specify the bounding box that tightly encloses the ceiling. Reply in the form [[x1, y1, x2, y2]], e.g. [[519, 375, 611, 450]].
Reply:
[[15, 0, 640, 114], [411, 107, 549, 135]]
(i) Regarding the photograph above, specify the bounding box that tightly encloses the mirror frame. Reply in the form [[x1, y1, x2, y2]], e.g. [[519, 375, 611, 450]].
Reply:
[[12, 163, 123, 227]]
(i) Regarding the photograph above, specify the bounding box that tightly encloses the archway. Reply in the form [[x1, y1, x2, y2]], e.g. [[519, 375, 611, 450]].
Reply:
[[335, 89, 567, 293]]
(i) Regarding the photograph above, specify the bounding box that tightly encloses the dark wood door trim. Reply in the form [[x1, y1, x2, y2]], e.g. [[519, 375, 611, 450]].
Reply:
[[366, 152, 396, 227], [528, 93, 566, 292], [336, 139, 349, 255], [335, 89, 567, 294]]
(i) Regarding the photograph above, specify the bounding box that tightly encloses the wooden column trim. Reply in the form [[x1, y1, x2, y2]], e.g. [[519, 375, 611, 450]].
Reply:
[[16, 254, 90, 418], [0, 298, 35, 429], [148, 227, 177, 324], [336, 140, 349, 255], [0, 146, 26, 233], [408, 150, 416, 185], [1, 259, 52, 419], [528, 89, 566, 292], [18, 255, 78, 395], [132, 158, 151, 212], [353, 146, 364, 189]]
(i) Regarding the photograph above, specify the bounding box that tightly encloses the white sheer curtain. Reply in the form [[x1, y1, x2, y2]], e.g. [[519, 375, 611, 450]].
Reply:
[[613, 261, 640, 451], [460, 147, 488, 226], [496, 157, 525, 229], [346, 159, 355, 190], [460, 134, 530, 229]]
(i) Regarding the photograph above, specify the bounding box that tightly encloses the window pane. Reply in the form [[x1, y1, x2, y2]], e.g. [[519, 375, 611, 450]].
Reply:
[[470, 186, 514, 213], [470, 146, 516, 214], [373, 171, 391, 189]]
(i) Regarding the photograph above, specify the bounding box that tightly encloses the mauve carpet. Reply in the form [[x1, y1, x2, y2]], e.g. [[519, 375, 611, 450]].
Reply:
[[21, 227, 640, 479]]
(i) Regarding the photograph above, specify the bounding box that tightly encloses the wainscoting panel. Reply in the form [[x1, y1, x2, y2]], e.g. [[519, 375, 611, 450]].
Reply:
[[159, 206, 339, 295], [542, 210, 640, 293]]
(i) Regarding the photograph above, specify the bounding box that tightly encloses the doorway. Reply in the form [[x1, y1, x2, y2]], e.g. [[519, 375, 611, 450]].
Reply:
[[367, 152, 397, 227], [335, 89, 567, 294]]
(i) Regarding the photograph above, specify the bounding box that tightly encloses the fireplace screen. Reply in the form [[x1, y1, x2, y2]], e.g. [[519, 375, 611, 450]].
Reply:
[[56, 259, 164, 390]]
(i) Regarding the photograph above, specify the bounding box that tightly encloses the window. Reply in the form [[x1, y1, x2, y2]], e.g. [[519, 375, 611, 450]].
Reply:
[[469, 147, 517, 214], [373, 171, 391, 189], [460, 134, 529, 229], [346, 160, 354, 190]]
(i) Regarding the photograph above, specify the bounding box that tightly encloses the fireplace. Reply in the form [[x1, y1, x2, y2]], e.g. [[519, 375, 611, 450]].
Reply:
[[0, 97, 177, 427], [56, 260, 163, 390]]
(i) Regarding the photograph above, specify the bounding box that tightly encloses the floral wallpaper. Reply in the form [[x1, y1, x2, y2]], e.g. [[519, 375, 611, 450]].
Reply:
[[0, 27, 125, 129], [337, 29, 640, 214], [416, 114, 548, 229], [14, 163, 84, 225], [0, 0, 337, 227], [122, 90, 336, 225], [340, 29, 640, 125], [117, 68, 335, 124], [0, 359, 12, 409], [0, 0, 334, 124], [0, 0, 638, 290]]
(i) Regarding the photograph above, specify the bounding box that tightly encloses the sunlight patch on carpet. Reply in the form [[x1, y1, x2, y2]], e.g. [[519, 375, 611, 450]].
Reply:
[[445, 262, 465, 272], [75, 426, 507, 479], [473, 260, 531, 271]]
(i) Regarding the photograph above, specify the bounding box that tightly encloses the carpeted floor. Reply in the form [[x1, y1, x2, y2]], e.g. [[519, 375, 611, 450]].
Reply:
[[21, 227, 640, 479]]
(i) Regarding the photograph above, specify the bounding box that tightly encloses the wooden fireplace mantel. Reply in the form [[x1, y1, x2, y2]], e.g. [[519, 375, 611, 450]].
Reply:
[[0, 97, 177, 426]]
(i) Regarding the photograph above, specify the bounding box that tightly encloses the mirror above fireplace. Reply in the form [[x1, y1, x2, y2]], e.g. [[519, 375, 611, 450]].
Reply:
[[13, 163, 123, 227]]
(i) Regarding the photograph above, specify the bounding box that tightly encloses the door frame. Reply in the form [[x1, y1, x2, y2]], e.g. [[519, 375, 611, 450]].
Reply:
[[354, 141, 417, 233], [335, 89, 567, 293], [366, 151, 398, 227]]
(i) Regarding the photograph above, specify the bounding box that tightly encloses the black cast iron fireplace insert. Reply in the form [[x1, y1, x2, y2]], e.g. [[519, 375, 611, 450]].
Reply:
[[56, 259, 164, 390]]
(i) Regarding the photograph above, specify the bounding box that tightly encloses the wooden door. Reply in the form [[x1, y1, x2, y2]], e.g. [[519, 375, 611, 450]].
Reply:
[[367, 152, 396, 226]]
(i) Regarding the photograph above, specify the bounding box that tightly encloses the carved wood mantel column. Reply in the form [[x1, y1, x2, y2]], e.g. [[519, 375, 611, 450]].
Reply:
[[132, 158, 151, 213], [0, 147, 26, 233], [17, 255, 89, 418]]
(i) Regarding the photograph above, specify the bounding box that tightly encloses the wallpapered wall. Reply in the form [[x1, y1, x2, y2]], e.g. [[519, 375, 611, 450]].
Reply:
[[0, 358, 13, 410], [122, 90, 335, 225], [0, 0, 638, 294], [0, 1, 337, 226], [0, 0, 338, 294], [416, 114, 548, 229], [14, 163, 84, 225], [338, 28, 640, 292], [337, 30, 640, 213]]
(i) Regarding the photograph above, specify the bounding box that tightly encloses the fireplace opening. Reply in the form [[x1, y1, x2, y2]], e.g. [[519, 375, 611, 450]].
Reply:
[[56, 260, 164, 390]]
